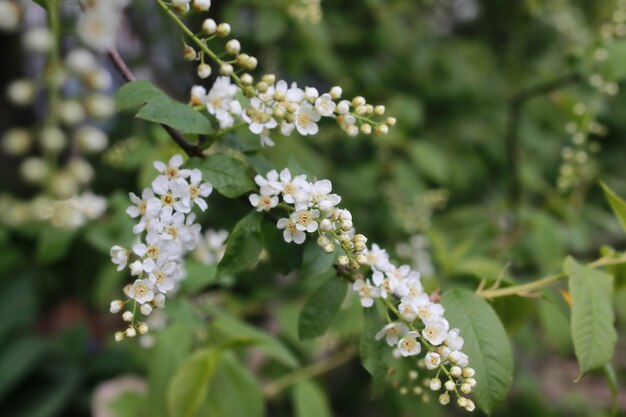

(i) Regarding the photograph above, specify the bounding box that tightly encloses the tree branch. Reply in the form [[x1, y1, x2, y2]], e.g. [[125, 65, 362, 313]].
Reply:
[[107, 48, 204, 158]]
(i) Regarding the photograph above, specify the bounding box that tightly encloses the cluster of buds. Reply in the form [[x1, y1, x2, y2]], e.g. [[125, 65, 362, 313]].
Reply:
[[109, 155, 213, 340], [1, 9, 113, 227], [160, 0, 395, 147], [248, 168, 475, 410]]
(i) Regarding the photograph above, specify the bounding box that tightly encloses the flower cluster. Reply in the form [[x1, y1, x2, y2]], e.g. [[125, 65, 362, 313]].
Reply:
[[164, 0, 395, 147], [109, 155, 213, 341], [1, 6, 115, 228], [248, 168, 475, 411], [78, 0, 129, 51]]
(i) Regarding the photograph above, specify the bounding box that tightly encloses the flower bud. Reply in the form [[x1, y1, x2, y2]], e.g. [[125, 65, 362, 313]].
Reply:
[[137, 322, 149, 334], [450, 366, 462, 377], [20, 157, 48, 184], [219, 63, 233, 75], [460, 383, 471, 394], [444, 380, 455, 391], [193, 0, 211, 12], [202, 18, 217, 34], [40, 127, 66, 153], [457, 397, 468, 408], [305, 87, 319, 102], [140, 303, 153, 316], [256, 81, 269, 93], [125, 327, 137, 337], [216, 23, 231, 37], [354, 241, 366, 252], [241, 73, 253, 85], [346, 125, 358, 137], [114, 331, 125, 342], [24, 27, 52, 52], [374, 105, 385, 115], [246, 56, 258, 70], [317, 235, 330, 246], [0, 1, 20, 32], [462, 367, 475, 378], [323, 244, 335, 253], [465, 399, 475, 412], [57, 100, 85, 125], [122, 311, 134, 322], [429, 378, 442, 391], [360, 124, 372, 134], [336, 100, 350, 114], [197, 63, 212, 79], [2, 128, 32, 156], [330, 86, 342, 99], [341, 219, 353, 231], [262, 74, 276, 84], [183, 45, 197, 61], [375, 124, 389, 135], [225, 39, 241, 55], [354, 234, 367, 243], [85, 94, 115, 119], [438, 392, 450, 405], [110, 300, 123, 314], [356, 254, 368, 264], [338, 255, 349, 265], [352, 96, 366, 107], [386, 116, 397, 126], [319, 218, 333, 231], [7, 79, 35, 106]]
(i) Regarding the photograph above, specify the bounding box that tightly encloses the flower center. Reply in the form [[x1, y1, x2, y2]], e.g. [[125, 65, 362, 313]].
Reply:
[[297, 211, 312, 225], [401, 338, 416, 351], [297, 113, 311, 126], [165, 167, 178, 179], [189, 185, 199, 199], [139, 201, 147, 214], [167, 225, 178, 238], [162, 193, 174, 206], [147, 245, 159, 259]]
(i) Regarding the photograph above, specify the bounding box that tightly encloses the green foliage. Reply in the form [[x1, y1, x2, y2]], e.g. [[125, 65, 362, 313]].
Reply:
[[442, 289, 514, 414], [167, 348, 222, 417], [292, 380, 333, 417], [218, 211, 263, 277], [116, 80, 213, 134], [359, 306, 387, 397], [298, 272, 348, 340], [186, 155, 255, 198], [564, 257, 617, 379], [300, 240, 335, 280], [601, 181, 626, 234]]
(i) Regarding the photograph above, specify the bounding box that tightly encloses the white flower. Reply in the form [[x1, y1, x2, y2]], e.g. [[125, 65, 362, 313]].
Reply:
[[364, 243, 392, 272], [260, 128, 275, 147], [291, 209, 320, 233], [128, 279, 155, 304], [243, 98, 277, 134], [278, 169, 307, 204], [375, 322, 409, 347], [445, 328, 464, 351], [77, 5, 121, 51], [148, 262, 177, 293], [129, 260, 144, 276], [425, 352, 442, 370], [205, 77, 240, 128], [449, 350, 469, 367], [397, 331, 421, 357], [195, 229, 228, 265], [277, 217, 306, 244], [0, 1, 20, 32], [294, 104, 321, 136], [153, 155, 190, 180], [110, 245, 129, 271], [174, 169, 212, 211], [422, 319, 449, 346], [315, 93, 336, 117], [192, 0, 211, 11], [249, 193, 279, 212], [190, 85, 207, 106], [254, 170, 282, 196], [352, 279, 380, 308], [397, 300, 418, 321], [304, 87, 319, 102]]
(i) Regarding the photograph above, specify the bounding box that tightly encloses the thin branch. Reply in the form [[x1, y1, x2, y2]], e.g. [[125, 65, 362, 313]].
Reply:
[[107, 47, 204, 158], [263, 348, 356, 398]]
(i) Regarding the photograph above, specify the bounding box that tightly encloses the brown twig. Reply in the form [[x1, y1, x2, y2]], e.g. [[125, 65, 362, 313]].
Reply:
[[107, 47, 204, 158]]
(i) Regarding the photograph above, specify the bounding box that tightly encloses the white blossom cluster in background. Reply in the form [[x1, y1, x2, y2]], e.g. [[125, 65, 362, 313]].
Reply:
[[109, 155, 213, 341], [396, 235, 435, 278], [248, 168, 476, 411], [1, 5, 116, 228], [168, 0, 395, 147], [77, 0, 129, 51]]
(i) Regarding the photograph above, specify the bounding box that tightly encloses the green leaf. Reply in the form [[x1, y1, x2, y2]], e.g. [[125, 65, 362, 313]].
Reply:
[[179, 261, 217, 295], [186, 155, 255, 198], [116, 80, 165, 110], [298, 273, 347, 340], [300, 240, 335, 280], [603, 363, 618, 416], [167, 348, 222, 417], [537, 294, 572, 354], [136, 95, 213, 134], [441, 288, 514, 414], [359, 306, 387, 397], [36, 227, 76, 264], [292, 380, 333, 417], [600, 181, 626, 234], [564, 257, 617, 380], [210, 313, 299, 369], [203, 353, 264, 417], [0, 337, 47, 401], [218, 211, 263, 277]]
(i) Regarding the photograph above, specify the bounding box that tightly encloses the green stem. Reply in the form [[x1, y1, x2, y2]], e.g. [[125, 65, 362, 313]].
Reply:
[[154, 0, 245, 90], [262, 348, 355, 397]]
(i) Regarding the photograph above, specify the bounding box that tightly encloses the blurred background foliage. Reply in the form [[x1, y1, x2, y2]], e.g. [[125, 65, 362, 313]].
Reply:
[[1, 0, 626, 416]]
